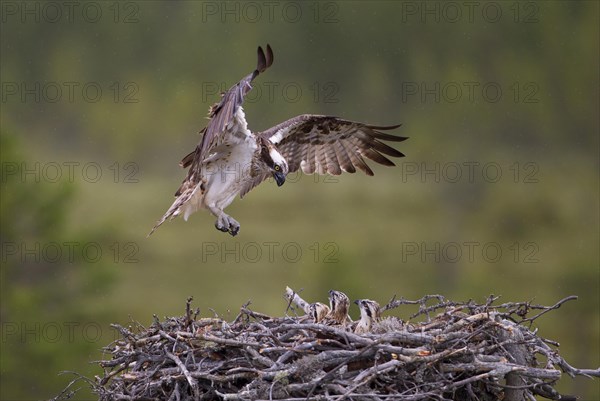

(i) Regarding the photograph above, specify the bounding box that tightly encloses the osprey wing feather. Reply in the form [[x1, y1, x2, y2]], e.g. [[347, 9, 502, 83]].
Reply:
[[261, 115, 407, 176], [238, 115, 406, 198]]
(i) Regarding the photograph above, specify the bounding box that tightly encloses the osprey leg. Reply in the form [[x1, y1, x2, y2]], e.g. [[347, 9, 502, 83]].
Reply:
[[209, 206, 240, 236]]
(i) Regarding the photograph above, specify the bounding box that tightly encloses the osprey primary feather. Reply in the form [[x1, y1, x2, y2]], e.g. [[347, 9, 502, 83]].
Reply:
[[150, 45, 407, 236]]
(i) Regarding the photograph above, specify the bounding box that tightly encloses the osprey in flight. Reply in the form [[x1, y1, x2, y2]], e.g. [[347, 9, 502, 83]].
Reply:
[[150, 45, 407, 236]]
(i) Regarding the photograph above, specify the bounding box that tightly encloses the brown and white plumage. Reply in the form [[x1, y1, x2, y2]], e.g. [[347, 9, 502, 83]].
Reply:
[[150, 44, 407, 236], [309, 302, 331, 323], [261, 116, 406, 176], [150, 45, 276, 236], [326, 290, 351, 325], [239, 117, 407, 197], [354, 299, 381, 334]]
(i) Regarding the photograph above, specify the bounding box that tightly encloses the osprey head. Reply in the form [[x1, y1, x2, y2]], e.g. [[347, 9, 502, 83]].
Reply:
[[328, 290, 350, 324], [329, 290, 349, 312], [260, 138, 288, 187], [309, 302, 330, 323], [354, 299, 381, 321]]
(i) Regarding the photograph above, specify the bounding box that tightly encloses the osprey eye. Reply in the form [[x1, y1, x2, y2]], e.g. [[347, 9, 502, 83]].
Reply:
[[274, 165, 280, 171]]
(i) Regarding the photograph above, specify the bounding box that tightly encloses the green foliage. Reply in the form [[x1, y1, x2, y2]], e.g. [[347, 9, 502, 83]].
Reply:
[[1, 132, 118, 400]]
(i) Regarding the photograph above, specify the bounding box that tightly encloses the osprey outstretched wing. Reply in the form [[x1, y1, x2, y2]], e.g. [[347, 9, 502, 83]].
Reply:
[[239, 115, 407, 197], [196, 44, 274, 163], [150, 45, 407, 237]]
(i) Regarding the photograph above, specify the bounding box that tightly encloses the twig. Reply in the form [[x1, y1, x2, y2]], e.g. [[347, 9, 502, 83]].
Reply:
[[52, 291, 597, 401]]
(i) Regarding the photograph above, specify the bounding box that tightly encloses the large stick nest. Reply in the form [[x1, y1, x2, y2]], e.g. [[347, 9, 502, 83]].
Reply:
[[57, 292, 599, 401]]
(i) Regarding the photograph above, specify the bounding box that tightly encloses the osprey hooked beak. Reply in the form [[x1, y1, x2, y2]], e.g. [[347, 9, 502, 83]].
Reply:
[[273, 170, 286, 187]]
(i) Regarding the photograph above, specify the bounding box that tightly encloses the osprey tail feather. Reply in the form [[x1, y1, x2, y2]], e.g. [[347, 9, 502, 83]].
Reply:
[[148, 185, 200, 236]]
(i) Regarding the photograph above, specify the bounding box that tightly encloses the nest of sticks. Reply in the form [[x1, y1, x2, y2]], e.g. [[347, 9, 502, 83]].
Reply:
[[56, 290, 599, 401]]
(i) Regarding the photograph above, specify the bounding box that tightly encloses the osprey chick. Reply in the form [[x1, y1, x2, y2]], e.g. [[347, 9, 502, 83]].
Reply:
[[354, 299, 381, 334], [309, 302, 331, 323], [150, 45, 407, 236], [327, 290, 351, 325]]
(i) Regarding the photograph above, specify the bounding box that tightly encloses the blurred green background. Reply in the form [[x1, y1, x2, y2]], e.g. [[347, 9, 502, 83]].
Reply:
[[1, 1, 598, 400]]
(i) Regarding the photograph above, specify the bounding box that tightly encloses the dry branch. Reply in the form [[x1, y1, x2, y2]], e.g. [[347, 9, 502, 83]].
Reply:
[[55, 293, 599, 401]]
